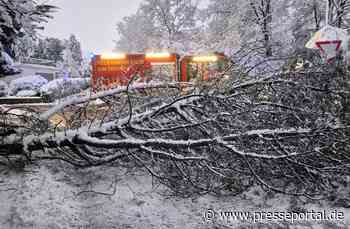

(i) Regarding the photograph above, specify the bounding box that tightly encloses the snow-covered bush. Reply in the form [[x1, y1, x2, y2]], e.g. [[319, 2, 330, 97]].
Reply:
[[9, 75, 48, 96], [40, 78, 90, 101], [16, 90, 38, 97], [0, 80, 8, 97], [1, 51, 14, 66], [0, 52, 21, 76]]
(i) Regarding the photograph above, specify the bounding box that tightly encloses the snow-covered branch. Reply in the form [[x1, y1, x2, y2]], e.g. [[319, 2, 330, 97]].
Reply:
[[1, 67, 350, 197]]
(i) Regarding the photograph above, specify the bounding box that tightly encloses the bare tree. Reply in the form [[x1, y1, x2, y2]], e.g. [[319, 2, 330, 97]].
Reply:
[[249, 0, 273, 57]]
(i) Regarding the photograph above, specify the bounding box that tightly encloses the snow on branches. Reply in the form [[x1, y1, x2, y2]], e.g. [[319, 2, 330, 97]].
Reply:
[[1, 67, 350, 198], [0, 0, 56, 62]]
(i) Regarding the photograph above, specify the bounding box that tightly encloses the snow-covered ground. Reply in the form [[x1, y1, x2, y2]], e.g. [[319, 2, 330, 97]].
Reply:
[[0, 162, 348, 229]]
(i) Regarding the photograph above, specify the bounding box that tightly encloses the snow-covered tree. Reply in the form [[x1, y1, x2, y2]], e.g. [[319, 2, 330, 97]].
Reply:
[[286, 0, 324, 53], [44, 38, 65, 63], [60, 40, 81, 77], [203, 0, 246, 53], [116, 0, 199, 53], [204, 0, 275, 57], [59, 35, 83, 77], [67, 34, 83, 66], [201, 0, 328, 71], [32, 39, 47, 60], [115, 10, 160, 52], [31, 37, 65, 63], [13, 34, 36, 63], [247, 0, 273, 57], [0, 0, 56, 57], [0, 0, 56, 75], [140, 0, 198, 50], [326, 0, 350, 28], [1, 64, 350, 198]]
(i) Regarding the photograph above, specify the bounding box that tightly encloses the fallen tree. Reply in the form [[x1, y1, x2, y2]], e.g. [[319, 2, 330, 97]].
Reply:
[[0, 66, 349, 198]]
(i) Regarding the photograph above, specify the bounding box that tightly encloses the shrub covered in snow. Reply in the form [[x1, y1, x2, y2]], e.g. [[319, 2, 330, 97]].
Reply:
[[9, 75, 48, 96], [0, 52, 21, 76], [1, 51, 14, 66], [40, 78, 90, 101], [16, 90, 38, 97], [0, 80, 8, 97]]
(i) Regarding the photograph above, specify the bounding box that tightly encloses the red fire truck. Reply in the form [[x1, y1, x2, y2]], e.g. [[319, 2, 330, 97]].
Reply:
[[91, 52, 228, 90]]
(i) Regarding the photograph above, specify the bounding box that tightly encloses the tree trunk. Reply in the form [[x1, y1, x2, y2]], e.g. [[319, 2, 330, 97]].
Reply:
[[336, 0, 346, 27], [263, 0, 272, 57], [313, 2, 320, 30]]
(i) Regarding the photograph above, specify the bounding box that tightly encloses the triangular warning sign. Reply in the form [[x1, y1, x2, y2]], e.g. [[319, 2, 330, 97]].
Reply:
[[316, 40, 342, 61]]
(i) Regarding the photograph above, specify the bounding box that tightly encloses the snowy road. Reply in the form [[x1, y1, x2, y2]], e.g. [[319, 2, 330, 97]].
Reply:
[[0, 162, 348, 229]]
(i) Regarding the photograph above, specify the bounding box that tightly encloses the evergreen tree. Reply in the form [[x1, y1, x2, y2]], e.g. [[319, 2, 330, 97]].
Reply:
[[67, 35, 83, 66], [61, 39, 81, 77], [0, 0, 56, 75], [0, 0, 56, 57], [14, 35, 36, 63], [31, 37, 65, 64], [32, 39, 48, 60], [45, 38, 65, 63]]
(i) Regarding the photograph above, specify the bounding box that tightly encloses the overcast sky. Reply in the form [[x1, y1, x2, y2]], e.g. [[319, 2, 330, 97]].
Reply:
[[42, 0, 143, 55], [42, 0, 209, 56]]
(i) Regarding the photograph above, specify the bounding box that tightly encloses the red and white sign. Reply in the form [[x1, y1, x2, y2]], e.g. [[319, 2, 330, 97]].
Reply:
[[306, 26, 348, 62], [315, 40, 342, 61]]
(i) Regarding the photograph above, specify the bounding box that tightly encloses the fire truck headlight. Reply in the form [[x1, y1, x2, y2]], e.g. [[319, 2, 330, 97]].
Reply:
[[101, 53, 126, 60], [145, 52, 171, 58], [192, 55, 218, 62]]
